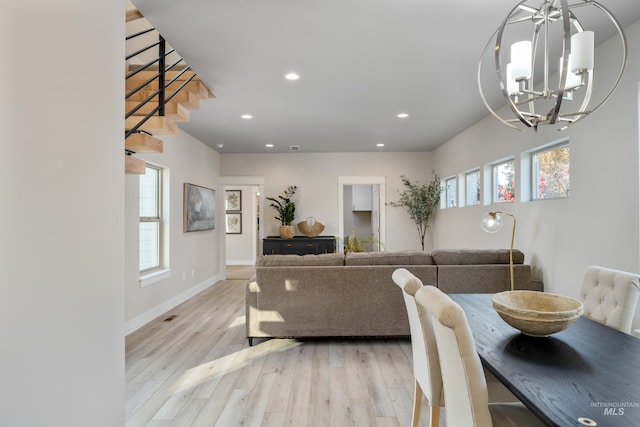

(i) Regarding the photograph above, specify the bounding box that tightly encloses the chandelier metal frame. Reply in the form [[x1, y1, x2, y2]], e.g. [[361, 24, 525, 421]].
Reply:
[[478, 0, 627, 131]]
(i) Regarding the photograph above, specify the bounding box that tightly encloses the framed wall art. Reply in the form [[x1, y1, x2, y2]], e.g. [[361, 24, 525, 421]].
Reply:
[[184, 183, 216, 232], [225, 190, 242, 211], [225, 212, 242, 234]]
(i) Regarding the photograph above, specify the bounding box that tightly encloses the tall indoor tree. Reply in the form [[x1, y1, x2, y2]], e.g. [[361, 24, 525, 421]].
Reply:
[[388, 172, 442, 250]]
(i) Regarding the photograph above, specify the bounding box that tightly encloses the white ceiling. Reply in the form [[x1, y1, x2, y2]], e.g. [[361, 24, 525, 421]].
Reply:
[[131, 0, 640, 154]]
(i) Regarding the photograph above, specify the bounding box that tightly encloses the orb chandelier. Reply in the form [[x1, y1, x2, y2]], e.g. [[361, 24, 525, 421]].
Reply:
[[478, 0, 627, 131]]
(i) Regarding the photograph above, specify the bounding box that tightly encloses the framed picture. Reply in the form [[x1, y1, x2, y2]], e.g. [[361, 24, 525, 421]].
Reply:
[[183, 183, 216, 232], [225, 190, 242, 211], [225, 212, 242, 234]]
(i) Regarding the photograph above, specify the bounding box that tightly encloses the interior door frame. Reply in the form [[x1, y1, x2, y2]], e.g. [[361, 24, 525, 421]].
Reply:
[[218, 176, 265, 278], [337, 175, 386, 252]]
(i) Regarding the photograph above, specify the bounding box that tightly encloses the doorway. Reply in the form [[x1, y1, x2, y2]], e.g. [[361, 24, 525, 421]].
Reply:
[[219, 176, 265, 277], [337, 176, 386, 252], [224, 185, 260, 265]]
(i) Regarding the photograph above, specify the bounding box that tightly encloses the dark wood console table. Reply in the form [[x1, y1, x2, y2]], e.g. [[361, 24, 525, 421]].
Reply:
[[263, 236, 336, 255]]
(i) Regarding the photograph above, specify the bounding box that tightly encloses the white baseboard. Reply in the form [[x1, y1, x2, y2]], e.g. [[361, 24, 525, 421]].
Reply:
[[125, 274, 221, 336]]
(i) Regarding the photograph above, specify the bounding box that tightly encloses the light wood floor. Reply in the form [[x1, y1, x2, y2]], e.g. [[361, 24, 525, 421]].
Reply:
[[125, 266, 433, 426]]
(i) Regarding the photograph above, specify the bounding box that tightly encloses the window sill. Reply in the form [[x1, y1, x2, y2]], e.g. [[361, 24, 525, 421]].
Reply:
[[140, 269, 171, 288]]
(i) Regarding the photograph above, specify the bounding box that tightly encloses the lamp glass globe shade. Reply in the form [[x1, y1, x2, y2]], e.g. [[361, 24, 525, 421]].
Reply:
[[481, 212, 503, 233]]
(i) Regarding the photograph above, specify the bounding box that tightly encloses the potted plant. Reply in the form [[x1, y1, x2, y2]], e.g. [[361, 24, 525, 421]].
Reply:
[[266, 185, 298, 238], [388, 172, 442, 250], [339, 231, 384, 254]]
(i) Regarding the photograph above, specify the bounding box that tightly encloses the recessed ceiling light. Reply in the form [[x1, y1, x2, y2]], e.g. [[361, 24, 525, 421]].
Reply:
[[241, 114, 253, 119], [265, 144, 274, 148], [376, 143, 385, 147], [284, 72, 300, 80], [215, 144, 224, 148], [397, 113, 409, 118]]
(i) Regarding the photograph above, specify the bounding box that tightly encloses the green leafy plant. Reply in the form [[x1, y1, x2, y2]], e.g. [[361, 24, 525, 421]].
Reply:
[[266, 185, 298, 226], [338, 231, 384, 253], [388, 172, 442, 250]]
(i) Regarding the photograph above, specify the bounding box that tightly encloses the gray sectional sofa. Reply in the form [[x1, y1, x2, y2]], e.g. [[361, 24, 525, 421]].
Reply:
[[246, 249, 542, 344]]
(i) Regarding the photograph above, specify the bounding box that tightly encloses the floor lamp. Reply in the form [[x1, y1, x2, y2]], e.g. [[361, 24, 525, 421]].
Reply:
[[481, 211, 516, 292]]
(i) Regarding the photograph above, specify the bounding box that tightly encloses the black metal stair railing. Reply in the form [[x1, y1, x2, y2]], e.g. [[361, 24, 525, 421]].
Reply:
[[125, 26, 198, 140]]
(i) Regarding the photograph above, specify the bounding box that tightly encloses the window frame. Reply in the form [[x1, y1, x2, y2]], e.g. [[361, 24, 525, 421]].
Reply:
[[492, 159, 516, 204], [445, 176, 457, 208], [139, 165, 163, 274], [465, 169, 481, 206], [531, 142, 570, 200]]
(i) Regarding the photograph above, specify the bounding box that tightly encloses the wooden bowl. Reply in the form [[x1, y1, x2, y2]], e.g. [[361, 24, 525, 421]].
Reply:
[[492, 290, 584, 337]]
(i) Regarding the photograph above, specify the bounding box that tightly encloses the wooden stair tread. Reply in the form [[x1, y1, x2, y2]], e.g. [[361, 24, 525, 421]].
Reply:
[[126, 9, 144, 23], [126, 84, 210, 106], [127, 89, 203, 110], [125, 94, 199, 111], [126, 101, 190, 122], [126, 79, 210, 100], [125, 155, 146, 174], [126, 72, 214, 99], [125, 133, 163, 154], [127, 69, 200, 82], [126, 116, 178, 136]]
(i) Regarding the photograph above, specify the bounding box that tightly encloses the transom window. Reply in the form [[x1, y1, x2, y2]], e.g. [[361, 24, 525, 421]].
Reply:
[[532, 143, 570, 199], [493, 160, 515, 203], [445, 177, 457, 208], [465, 170, 481, 206]]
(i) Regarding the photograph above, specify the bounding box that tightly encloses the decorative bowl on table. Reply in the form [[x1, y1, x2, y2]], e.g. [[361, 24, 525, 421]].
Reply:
[[491, 290, 584, 337]]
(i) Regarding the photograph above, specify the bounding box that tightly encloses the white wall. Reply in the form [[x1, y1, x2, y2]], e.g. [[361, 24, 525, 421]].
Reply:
[[432, 20, 640, 307], [0, 2, 124, 426], [220, 152, 434, 251], [125, 131, 221, 333]]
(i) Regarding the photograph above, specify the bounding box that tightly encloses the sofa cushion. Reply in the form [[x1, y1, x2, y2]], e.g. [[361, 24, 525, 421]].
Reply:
[[345, 251, 434, 266], [256, 253, 345, 267], [431, 249, 524, 265], [437, 265, 532, 293]]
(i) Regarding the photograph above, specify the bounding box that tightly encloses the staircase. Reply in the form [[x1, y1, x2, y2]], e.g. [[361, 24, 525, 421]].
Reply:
[[125, 8, 213, 174]]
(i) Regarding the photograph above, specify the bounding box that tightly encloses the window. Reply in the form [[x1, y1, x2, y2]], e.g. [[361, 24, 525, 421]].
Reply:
[[493, 160, 515, 203], [533, 143, 570, 199], [445, 177, 457, 208], [465, 170, 481, 206], [140, 165, 162, 272]]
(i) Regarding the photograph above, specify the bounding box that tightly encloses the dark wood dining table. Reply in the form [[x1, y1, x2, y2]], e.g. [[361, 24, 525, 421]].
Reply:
[[450, 293, 640, 427]]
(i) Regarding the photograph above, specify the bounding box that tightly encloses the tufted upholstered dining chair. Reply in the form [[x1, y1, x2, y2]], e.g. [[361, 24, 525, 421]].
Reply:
[[580, 266, 640, 335], [392, 268, 516, 427], [415, 285, 545, 427], [392, 268, 443, 427]]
